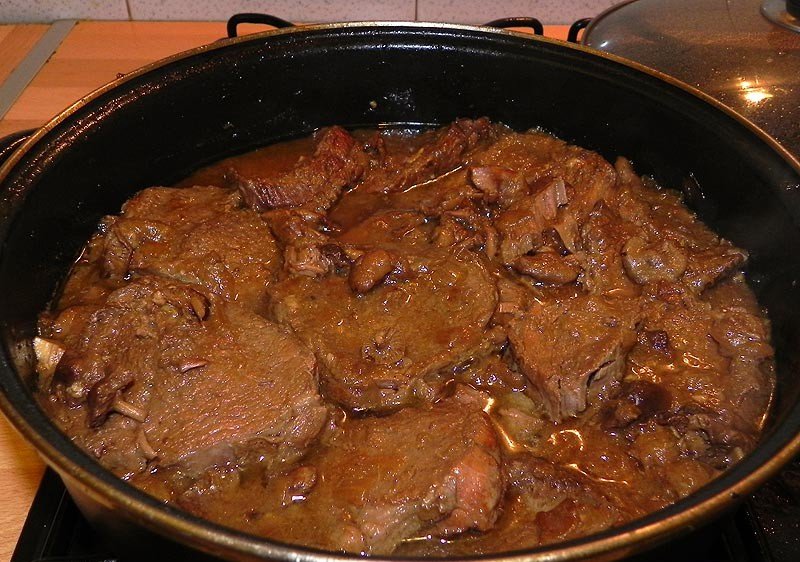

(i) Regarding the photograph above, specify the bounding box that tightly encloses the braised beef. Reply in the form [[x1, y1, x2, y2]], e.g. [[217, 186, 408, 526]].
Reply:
[[613, 157, 748, 292], [181, 392, 503, 555], [271, 242, 498, 412], [37, 120, 774, 556], [356, 117, 499, 194], [39, 276, 325, 478], [233, 126, 368, 212], [468, 131, 617, 263], [508, 293, 639, 420], [511, 251, 582, 284], [67, 186, 281, 313]]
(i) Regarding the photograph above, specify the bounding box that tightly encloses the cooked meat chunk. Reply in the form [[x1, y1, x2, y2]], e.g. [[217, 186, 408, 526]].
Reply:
[[432, 205, 498, 257], [38, 120, 775, 556], [271, 246, 497, 411], [466, 132, 617, 264], [707, 277, 773, 362], [94, 186, 280, 312], [327, 397, 502, 553], [508, 293, 638, 420], [203, 394, 503, 555], [578, 201, 643, 297], [612, 157, 747, 292], [234, 126, 368, 212], [635, 278, 774, 428], [357, 117, 499, 193], [262, 208, 339, 277], [40, 276, 325, 477], [504, 455, 641, 544], [706, 281, 774, 430], [664, 405, 755, 469], [512, 251, 582, 285]]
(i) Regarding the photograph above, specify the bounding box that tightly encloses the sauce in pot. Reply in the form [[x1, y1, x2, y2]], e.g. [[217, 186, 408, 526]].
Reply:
[[35, 120, 774, 555]]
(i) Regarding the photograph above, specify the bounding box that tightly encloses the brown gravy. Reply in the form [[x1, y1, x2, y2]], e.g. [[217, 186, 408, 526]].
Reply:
[[36, 120, 774, 556]]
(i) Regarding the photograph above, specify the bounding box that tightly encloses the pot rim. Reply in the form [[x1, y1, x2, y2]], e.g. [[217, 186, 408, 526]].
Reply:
[[2, 20, 800, 562]]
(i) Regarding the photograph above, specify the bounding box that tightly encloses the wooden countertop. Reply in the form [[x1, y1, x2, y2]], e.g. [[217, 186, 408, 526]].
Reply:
[[0, 27, 53, 562], [0, 21, 569, 561], [0, 24, 49, 85]]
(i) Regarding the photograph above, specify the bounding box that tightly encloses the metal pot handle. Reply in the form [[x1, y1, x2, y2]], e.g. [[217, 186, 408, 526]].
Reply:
[[568, 18, 592, 43], [484, 17, 544, 36], [226, 13, 295, 38], [226, 14, 549, 39]]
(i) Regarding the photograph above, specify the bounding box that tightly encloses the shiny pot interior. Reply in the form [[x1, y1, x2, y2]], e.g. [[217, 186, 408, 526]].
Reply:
[[1, 23, 800, 562]]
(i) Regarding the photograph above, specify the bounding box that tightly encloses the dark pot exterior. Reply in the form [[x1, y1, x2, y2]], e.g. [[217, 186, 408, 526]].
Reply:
[[2, 23, 800, 562]]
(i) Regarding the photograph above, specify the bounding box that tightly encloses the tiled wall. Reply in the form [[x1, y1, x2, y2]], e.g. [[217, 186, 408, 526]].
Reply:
[[1, 0, 619, 25]]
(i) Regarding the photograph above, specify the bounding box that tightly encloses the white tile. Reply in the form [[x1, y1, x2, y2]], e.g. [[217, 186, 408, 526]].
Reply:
[[417, 0, 619, 25], [0, 0, 129, 22], [127, 0, 416, 22]]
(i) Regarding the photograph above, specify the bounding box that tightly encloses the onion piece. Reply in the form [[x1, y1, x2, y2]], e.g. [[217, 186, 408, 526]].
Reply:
[[137, 428, 158, 461], [33, 337, 65, 378], [112, 397, 147, 423]]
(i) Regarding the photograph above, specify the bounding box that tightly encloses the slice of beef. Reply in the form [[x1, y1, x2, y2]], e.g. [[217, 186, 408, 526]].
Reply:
[[40, 276, 325, 478], [621, 276, 774, 468], [613, 157, 747, 292], [578, 159, 747, 297], [491, 183, 564, 264], [663, 405, 756, 469], [579, 201, 643, 297], [706, 275, 773, 362], [508, 293, 638, 421], [468, 131, 618, 264], [342, 402, 502, 551], [271, 245, 497, 412], [357, 118, 500, 193], [262, 208, 340, 278], [234, 126, 368, 212], [638, 276, 774, 429], [483, 171, 574, 264], [503, 455, 644, 546], [706, 279, 774, 431], [96, 186, 280, 313], [469, 131, 571, 204], [246, 394, 504, 555], [57, 236, 126, 308]]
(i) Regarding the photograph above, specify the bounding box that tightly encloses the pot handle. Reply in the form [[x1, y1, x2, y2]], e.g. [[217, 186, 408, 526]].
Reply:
[[226, 13, 295, 38], [484, 17, 544, 36], [567, 18, 592, 43], [0, 129, 34, 168]]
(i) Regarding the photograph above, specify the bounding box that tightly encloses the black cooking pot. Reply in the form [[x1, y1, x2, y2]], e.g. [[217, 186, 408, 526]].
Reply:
[[2, 22, 800, 562]]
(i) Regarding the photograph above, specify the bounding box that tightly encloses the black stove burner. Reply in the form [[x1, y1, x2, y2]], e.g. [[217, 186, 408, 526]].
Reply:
[[11, 470, 117, 562], [10, 461, 800, 562]]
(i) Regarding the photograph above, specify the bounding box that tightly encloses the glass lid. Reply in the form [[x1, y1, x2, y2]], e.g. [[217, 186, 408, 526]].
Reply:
[[584, 0, 800, 156]]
